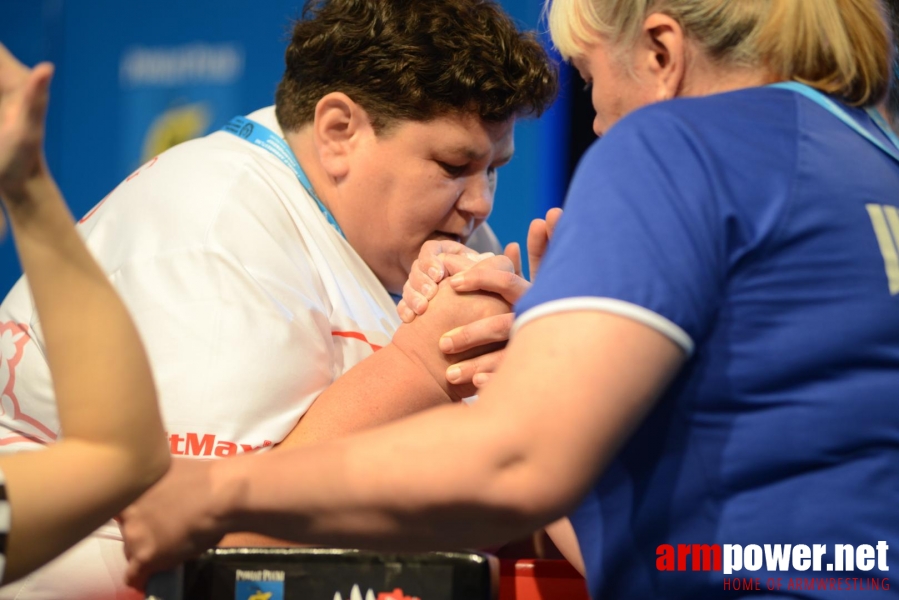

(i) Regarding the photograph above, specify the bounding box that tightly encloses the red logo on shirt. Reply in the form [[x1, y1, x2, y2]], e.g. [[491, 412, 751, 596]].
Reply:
[[0, 321, 57, 442], [167, 432, 273, 456]]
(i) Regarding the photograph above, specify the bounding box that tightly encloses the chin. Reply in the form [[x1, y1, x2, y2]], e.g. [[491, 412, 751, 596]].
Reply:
[[383, 265, 412, 297]]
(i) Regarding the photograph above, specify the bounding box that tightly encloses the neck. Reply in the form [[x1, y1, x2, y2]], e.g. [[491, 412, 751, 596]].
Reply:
[[284, 127, 339, 214], [681, 53, 775, 97]]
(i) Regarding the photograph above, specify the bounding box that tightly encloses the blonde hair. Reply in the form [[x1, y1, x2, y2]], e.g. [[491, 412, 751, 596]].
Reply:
[[546, 0, 892, 105]]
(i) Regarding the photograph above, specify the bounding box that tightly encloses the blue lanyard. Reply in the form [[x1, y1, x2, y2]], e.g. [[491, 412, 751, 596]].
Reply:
[[222, 116, 346, 239], [770, 82, 899, 164], [222, 117, 403, 303]]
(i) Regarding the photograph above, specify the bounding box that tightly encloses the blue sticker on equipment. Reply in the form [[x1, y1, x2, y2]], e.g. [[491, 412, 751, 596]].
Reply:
[[234, 569, 286, 600]]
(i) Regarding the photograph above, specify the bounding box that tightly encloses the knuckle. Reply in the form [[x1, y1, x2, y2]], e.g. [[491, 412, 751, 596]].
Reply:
[[457, 360, 476, 379], [494, 255, 515, 272], [471, 354, 488, 371], [497, 271, 515, 287], [473, 351, 498, 373], [491, 315, 513, 337], [457, 327, 474, 348], [482, 349, 506, 370], [421, 240, 440, 255], [409, 267, 426, 287]]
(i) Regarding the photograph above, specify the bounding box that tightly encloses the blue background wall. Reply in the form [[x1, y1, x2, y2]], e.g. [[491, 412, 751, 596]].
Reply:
[[0, 0, 569, 295]]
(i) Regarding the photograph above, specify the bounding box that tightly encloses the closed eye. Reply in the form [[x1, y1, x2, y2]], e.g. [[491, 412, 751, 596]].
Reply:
[[437, 161, 467, 177]]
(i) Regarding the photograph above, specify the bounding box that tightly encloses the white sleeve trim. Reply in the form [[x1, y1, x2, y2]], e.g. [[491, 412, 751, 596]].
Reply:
[[512, 297, 694, 356]]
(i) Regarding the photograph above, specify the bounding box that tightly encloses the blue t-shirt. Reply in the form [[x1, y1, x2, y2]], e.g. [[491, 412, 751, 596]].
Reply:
[[515, 87, 899, 599]]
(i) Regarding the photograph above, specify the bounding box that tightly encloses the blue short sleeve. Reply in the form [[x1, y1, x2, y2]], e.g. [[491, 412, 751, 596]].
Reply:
[[515, 106, 734, 353]]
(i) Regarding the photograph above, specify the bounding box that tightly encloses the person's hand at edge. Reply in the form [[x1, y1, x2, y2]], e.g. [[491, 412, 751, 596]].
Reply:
[[0, 43, 55, 233]]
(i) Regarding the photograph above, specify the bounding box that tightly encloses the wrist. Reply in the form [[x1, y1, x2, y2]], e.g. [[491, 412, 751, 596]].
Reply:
[[208, 457, 251, 537], [390, 324, 458, 401], [0, 160, 52, 209], [3, 170, 71, 235]]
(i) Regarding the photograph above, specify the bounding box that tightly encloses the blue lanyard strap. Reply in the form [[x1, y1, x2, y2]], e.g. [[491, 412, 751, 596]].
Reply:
[[769, 82, 899, 164], [222, 116, 346, 239]]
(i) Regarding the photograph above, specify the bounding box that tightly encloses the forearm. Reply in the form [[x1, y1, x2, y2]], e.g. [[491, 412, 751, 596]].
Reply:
[[0, 439, 166, 582], [219, 342, 454, 548], [214, 286, 544, 548], [5, 170, 167, 470], [216, 285, 516, 548], [215, 400, 547, 551], [205, 313, 682, 551], [122, 312, 688, 584]]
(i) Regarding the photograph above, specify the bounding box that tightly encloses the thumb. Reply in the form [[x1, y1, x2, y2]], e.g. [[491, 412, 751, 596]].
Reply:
[[503, 242, 522, 278]]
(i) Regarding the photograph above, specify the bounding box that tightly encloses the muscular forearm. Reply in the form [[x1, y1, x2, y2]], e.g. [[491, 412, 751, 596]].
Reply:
[[123, 312, 687, 583], [0, 441, 163, 582], [219, 342, 455, 548], [212, 399, 548, 551], [216, 283, 515, 548], [208, 314, 681, 551]]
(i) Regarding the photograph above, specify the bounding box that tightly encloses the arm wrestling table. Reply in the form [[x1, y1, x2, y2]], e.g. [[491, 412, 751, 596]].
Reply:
[[144, 548, 590, 600]]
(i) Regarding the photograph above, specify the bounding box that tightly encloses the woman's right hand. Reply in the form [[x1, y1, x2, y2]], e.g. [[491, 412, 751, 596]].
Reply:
[[0, 43, 54, 205]]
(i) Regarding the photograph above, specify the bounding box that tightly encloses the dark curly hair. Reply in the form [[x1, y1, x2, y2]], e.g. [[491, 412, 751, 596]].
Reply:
[[274, 0, 558, 132]]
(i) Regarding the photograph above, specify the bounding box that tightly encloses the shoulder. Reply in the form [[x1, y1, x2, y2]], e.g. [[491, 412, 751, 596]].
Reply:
[[570, 88, 801, 212], [586, 87, 799, 165], [78, 124, 309, 265]]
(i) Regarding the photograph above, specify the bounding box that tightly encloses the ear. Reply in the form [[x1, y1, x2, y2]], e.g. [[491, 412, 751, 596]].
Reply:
[[637, 13, 687, 101], [312, 92, 374, 179]]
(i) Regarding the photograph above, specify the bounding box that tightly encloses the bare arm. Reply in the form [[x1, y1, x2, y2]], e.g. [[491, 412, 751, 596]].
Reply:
[[146, 263, 512, 549], [123, 307, 684, 582], [0, 44, 168, 582], [217, 341, 459, 547]]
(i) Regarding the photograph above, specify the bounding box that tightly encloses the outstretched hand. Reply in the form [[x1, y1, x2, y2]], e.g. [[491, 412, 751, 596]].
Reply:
[[0, 43, 54, 203]]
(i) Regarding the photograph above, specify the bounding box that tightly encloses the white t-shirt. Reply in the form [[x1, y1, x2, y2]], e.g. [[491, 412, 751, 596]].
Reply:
[[0, 107, 402, 598], [0, 106, 401, 455]]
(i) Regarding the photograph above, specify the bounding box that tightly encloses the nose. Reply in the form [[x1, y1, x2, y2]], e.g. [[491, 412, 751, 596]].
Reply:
[[456, 172, 495, 220]]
